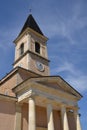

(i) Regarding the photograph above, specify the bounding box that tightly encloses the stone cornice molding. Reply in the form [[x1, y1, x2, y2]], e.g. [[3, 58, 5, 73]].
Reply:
[[14, 28, 48, 44], [0, 94, 17, 102], [13, 76, 82, 100]]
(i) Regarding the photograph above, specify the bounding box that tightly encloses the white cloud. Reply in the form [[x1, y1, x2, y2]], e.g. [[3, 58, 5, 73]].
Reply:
[[41, 1, 87, 45], [51, 60, 87, 93], [66, 75, 87, 92], [53, 61, 76, 75]]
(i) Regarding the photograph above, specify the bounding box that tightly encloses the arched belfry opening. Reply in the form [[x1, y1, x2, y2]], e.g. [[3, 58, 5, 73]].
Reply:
[[35, 42, 40, 54], [20, 43, 24, 56]]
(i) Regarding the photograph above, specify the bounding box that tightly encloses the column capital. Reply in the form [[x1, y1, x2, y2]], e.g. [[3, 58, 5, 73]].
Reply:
[[27, 89, 36, 100], [61, 104, 67, 112], [28, 95, 35, 101], [16, 102, 23, 106], [47, 103, 53, 108], [73, 106, 79, 110], [61, 103, 67, 108]]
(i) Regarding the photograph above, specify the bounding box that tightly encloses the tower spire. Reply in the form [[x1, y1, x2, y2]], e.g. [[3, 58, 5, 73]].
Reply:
[[17, 14, 44, 37]]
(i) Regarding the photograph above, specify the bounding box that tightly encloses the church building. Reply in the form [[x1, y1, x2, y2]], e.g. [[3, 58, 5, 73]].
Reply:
[[0, 14, 82, 130]]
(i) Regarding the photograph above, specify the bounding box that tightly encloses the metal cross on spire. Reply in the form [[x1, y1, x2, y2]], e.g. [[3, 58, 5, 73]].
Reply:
[[29, 8, 32, 14]]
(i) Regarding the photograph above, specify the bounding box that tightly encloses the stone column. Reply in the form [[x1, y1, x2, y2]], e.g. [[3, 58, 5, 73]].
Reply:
[[47, 104, 54, 130], [61, 105, 69, 130], [74, 109, 82, 130], [28, 97, 36, 130], [15, 103, 22, 130]]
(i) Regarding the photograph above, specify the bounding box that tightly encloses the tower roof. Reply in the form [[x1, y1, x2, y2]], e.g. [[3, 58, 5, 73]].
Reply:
[[19, 14, 44, 36]]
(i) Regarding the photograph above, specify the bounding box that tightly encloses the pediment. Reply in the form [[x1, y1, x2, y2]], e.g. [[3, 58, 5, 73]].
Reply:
[[13, 76, 82, 101], [30, 76, 82, 99]]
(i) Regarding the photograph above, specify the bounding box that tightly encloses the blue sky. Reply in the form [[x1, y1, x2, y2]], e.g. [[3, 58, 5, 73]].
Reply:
[[0, 0, 87, 129]]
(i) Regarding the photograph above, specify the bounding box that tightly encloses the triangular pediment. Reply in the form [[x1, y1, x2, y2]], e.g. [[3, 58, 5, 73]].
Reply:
[[30, 76, 82, 99], [13, 76, 82, 101]]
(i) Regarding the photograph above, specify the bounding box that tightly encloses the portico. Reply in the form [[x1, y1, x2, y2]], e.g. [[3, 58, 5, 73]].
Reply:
[[13, 76, 82, 130]]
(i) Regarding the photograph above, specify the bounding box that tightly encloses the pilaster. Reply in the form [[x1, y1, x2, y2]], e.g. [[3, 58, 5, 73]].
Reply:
[[15, 103, 22, 130]]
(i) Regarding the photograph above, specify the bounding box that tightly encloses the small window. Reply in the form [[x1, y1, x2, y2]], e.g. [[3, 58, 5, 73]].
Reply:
[[35, 42, 40, 54], [20, 43, 24, 55]]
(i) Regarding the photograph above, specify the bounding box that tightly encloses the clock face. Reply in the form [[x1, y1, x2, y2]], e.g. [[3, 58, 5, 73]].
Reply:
[[36, 61, 44, 71]]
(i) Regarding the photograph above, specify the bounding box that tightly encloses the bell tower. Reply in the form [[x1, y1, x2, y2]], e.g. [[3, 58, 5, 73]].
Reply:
[[13, 14, 50, 76]]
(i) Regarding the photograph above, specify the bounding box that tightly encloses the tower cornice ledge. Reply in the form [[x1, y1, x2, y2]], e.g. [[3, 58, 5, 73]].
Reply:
[[13, 50, 50, 66], [0, 93, 17, 102], [13, 28, 48, 44]]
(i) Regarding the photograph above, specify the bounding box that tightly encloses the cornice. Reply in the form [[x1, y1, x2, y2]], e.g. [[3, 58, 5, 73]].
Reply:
[[14, 28, 48, 44], [13, 50, 50, 66], [12, 76, 82, 100], [0, 93, 17, 102]]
